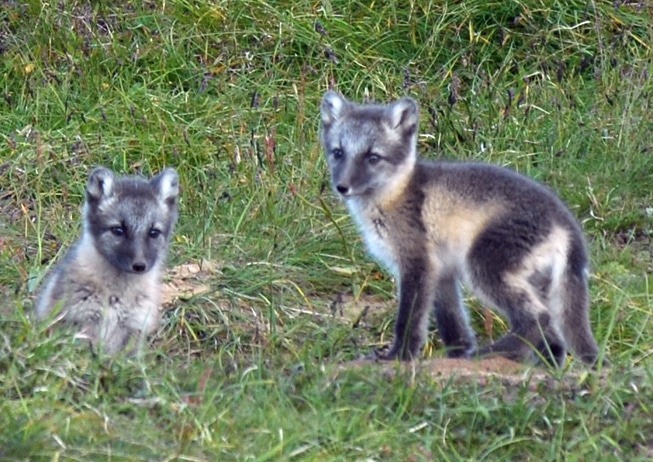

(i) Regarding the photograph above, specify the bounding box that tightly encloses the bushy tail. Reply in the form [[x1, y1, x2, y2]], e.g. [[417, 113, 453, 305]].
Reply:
[[559, 248, 601, 365]]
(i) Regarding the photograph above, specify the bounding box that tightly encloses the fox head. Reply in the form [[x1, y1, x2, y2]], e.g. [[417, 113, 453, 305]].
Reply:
[[320, 91, 419, 201], [83, 167, 179, 274]]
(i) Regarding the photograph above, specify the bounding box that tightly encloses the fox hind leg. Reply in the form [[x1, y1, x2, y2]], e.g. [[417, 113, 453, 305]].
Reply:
[[468, 222, 575, 366], [473, 271, 568, 367], [477, 303, 567, 366]]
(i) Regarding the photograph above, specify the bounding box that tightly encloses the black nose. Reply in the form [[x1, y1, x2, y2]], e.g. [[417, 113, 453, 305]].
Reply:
[[336, 185, 349, 195], [132, 262, 147, 273]]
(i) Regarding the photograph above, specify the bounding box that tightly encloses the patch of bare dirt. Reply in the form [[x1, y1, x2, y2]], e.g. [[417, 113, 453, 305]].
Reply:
[[161, 260, 219, 304], [327, 292, 394, 325], [332, 355, 612, 392], [334, 356, 548, 386], [326, 293, 605, 389]]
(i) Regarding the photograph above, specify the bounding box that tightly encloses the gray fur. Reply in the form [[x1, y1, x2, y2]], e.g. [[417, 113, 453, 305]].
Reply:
[[320, 91, 601, 366], [35, 167, 179, 355]]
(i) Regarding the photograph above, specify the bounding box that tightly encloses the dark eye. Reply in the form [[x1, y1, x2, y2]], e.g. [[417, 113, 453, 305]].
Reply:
[[367, 153, 381, 165], [110, 226, 124, 236], [331, 148, 344, 160], [149, 228, 162, 239]]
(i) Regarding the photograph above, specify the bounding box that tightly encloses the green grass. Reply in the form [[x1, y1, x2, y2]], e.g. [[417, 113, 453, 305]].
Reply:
[[1, 0, 652, 459]]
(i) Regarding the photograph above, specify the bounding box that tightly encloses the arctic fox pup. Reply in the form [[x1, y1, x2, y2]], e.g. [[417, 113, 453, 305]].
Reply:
[[320, 91, 601, 366], [35, 167, 179, 355]]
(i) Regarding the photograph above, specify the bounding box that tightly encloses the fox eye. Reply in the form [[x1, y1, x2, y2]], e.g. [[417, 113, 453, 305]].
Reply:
[[110, 226, 125, 236], [331, 148, 344, 160], [367, 153, 381, 165], [149, 228, 162, 239]]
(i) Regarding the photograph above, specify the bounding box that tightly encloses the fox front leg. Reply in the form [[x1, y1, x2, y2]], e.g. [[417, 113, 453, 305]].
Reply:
[[378, 257, 435, 361]]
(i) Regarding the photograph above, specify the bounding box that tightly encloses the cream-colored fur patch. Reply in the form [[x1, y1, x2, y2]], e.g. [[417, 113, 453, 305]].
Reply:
[[503, 225, 570, 319], [422, 188, 502, 266]]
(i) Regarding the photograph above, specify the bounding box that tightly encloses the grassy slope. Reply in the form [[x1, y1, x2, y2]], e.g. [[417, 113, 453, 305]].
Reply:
[[1, 0, 652, 460]]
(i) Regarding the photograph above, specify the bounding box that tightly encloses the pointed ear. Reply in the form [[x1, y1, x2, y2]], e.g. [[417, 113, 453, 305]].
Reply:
[[152, 168, 179, 207], [321, 91, 348, 127], [386, 97, 419, 135], [86, 167, 116, 202]]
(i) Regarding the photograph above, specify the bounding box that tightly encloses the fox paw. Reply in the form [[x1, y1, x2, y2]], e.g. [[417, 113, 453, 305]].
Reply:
[[365, 345, 417, 362]]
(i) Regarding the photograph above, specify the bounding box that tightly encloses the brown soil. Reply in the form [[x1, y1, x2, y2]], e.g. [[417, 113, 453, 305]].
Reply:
[[335, 356, 544, 383], [330, 356, 610, 392]]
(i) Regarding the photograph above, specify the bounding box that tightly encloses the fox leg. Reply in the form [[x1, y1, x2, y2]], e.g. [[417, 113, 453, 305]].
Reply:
[[432, 273, 476, 358], [470, 259, 567, 365], [468, 222, 572, 366], [380, 256, 436, 361], [475, 284, 567, 366], [477, 313, 566, 366]]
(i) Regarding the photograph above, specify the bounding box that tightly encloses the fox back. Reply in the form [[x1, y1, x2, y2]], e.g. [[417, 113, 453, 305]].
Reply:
[[35, 167, 179, 355], [320, 91, 601, 366]]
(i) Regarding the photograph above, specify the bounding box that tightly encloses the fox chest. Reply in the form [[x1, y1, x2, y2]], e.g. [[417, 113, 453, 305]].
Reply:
[[64, 271, 161, 334], [348, 204, 401, 279], [99, 286, 160, 333]]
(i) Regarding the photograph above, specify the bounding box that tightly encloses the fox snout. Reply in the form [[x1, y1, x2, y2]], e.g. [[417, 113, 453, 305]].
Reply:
[[106, 243, 155, 275], [331, 166, 356, 197], [127, 246, 153, 274], [335, 183, 351, 196], [131, 261, 148, 273]]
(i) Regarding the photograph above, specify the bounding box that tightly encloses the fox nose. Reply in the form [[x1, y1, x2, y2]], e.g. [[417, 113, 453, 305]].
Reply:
[[336, 184, 349, 195], [132, 262, 147, 273]]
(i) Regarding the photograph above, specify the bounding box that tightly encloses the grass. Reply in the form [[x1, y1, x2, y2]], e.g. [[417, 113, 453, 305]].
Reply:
[[1, 0, 652, 459]]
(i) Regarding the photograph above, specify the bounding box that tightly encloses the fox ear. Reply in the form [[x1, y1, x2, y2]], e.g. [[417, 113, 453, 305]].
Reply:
[[386, 97, 419, 135], [321, 91, 348, 127], [152, 168, 179, 207], [86, 167, 116, 201]]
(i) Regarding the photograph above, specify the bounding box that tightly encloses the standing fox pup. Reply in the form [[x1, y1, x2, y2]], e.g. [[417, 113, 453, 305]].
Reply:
[[35, 167, 179, 355], [320, 91, 601, 366]]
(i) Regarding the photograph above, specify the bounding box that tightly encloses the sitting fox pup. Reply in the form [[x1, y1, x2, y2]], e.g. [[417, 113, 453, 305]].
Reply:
[[320, 91, 601, 366], [35, 167, 179, 355]]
